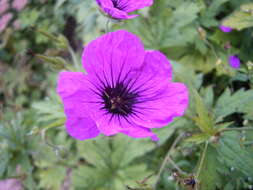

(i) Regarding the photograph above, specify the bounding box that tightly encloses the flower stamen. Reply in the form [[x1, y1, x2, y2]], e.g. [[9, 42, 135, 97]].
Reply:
[[101, 82, 138, 116]]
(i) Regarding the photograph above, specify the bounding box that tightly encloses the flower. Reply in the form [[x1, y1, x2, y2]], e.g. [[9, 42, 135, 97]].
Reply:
[[219, 25, 233, 33], [228, 55, 240, 69], [0, 178, 23, 190], [57, 30, 188, 141], [12, 0, 28, 11], [0, 0, 9, 15], [0, 13, 13, 32], [95, 0, 153, 20]]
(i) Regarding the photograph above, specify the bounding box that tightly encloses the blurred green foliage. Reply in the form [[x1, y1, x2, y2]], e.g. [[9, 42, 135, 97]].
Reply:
[[1, 0, 253, 190]]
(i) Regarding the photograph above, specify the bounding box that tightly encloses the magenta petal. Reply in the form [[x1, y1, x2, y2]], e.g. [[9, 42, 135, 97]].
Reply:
[[228, 55, 240, 69], [133, 82, 189, 128], [82, 30, 145, 76], [141, 50, 173, 81], [82, 30, 145, 73], [57, 71, 92, 117], [95, 113, 123, 136], [120, 125, 158, 141], [103, 7, 138, 19], [95, 0, 153, 20], [57, 72, 100, 140], [82, 30, 145, 85], [117, 0, 154, 12], [95, 0, 113, 7], [66, 115, 100, 140], [219, 25, 233, 33], [57, 71, 88, 98]]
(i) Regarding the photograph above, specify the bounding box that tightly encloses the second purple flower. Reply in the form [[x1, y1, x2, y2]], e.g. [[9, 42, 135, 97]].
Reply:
[[95, 0, 153, 20], [229, 55, 241, 69]]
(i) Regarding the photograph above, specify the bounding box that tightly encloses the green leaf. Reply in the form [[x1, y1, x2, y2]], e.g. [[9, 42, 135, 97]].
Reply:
[[119, 164, 153, 185], [76, 137, 112, 168], [172, 61, 203, 90], [214, 89, 253, 122], [178, 51, 216, 73], [121, 1, 199, 49], [214, 122, 233, 131], [0, 152, 9, 177], [223, 183, 235, 190], [223, 3, 253, 30], [193, 90, 216, 135], [216, 132, 253, 177], [200, 0, 229, 27], [185, 133, 210, 144], [19, 9, 40, 27], [74, 134, 156, 190], [55, 0, 67, 9], [171, 2, 200, 28], [38, 166, 66, 190], [32, 91, 65, 124], [201, 86, 214, 109], [72, 162, 150, 190], [197, 146, 222, 190], [241, 3, 253, 12], [111, 135, 155, 168], [72, 166, 107, 189], [77, 135, 156, 168]]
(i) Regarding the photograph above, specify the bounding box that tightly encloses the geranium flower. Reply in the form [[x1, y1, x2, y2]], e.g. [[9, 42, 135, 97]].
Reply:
[[229, 55, 240, 69], [57, 30, 188, 141], [95, 0, 153, 20], [0, 0, 9, 15], [0, 13, 13, 32], [12, 0, 28, 11], [219, 25, 233, 33]]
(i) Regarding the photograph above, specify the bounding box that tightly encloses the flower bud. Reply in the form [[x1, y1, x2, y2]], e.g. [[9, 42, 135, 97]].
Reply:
[[35, 54, 67, 70]]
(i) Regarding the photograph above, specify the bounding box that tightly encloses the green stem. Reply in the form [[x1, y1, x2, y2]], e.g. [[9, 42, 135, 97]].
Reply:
[[33, 27, 59, 42], [1, 175, 25, 180], [106, 18, 110, 33], [68, 47, 80, 70], [42, 118, 65, 131], [204, 39, 219, 60], [167, 156, 188, 176], [221, 127, 253, 132], [154, 133, 186, 189], [27, 118, 65, 136], [196, 141, 209, 190], [243, 141, 253, 146]]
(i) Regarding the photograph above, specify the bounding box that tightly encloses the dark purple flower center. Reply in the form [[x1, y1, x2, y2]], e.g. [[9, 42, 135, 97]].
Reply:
[[101, 82, 138, 116]]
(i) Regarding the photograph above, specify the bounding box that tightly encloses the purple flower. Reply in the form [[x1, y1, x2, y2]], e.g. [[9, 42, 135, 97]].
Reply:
[[12, 0, 28, 11], [57, 30, 188, 141], [229, 55, 240, 69], [0, 0, 9, 15], [95, 0, 153, 20], [219, 25, 233, 33], [0, 13, 13, 32], [0, 179, 23, 190]]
